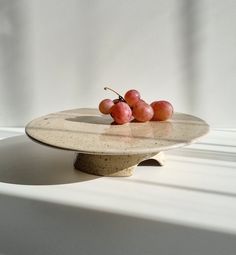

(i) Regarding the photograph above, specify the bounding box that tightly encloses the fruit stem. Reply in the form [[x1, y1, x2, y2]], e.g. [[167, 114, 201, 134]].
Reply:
[[104, 87, 125, 102]]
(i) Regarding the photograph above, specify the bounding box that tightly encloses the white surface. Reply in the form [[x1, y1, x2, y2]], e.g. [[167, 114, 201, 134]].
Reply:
[[0, 0, 236, 127], [0, 128, 236, 254]]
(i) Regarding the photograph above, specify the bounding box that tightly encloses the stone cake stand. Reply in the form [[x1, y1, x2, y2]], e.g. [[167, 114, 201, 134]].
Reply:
[[25, 108, 209, 177]]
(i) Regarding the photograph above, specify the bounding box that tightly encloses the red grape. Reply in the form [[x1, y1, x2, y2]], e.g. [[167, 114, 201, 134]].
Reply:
[[110, 102, 132, 124], [151, 100, 173, 121], [99, 99, 114, 114], [132, 101, 154, 122], [124, 89, 141, 107]]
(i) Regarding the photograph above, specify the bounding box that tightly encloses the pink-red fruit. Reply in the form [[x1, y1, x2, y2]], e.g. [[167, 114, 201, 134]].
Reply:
[[124, 89, 141, 107], [132, 101, 154, 122], [151, 100, 173, 121], [110, 102, 132, 124], [99, 99, 114, 114]]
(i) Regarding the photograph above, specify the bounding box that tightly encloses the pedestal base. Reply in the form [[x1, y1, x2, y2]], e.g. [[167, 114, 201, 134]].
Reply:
[[74, 152, 165, 177]]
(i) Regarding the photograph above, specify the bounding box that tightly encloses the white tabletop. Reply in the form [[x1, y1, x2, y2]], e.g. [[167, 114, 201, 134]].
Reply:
[[0, 127, 236, 254]]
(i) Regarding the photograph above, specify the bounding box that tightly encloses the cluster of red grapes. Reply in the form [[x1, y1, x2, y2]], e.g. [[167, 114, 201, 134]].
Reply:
[[99, 87, 173, 125]]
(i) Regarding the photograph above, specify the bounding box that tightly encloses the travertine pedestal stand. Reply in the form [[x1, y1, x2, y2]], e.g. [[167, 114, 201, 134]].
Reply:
[[25, 108, 209, 177], [73, 152, 165, 177]]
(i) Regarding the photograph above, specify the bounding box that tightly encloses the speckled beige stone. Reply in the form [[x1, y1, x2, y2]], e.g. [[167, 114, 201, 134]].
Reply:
[[73, 152, 162, 177], [25, 108, 209, 176]]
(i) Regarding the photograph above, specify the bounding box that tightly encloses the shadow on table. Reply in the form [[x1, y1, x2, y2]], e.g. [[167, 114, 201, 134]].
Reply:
[[66, 115, 112, 125], [0, 135, 162, 185], [0, 135, 99, 185]]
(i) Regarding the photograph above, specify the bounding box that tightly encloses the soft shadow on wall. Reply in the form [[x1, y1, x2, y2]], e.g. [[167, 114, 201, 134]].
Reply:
[[0, 0, 34, 126], [0, 0, 235, 127]]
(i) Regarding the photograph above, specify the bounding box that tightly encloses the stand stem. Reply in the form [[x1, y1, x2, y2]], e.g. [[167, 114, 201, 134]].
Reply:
[[74, 152, 165, 177]]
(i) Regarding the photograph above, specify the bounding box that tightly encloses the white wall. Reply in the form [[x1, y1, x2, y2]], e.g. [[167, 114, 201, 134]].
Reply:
[[0, 0, 235, 127]]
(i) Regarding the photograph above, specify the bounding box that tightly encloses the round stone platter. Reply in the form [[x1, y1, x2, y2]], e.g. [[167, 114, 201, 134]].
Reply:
[[25, 108, 209, 177]]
